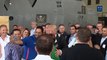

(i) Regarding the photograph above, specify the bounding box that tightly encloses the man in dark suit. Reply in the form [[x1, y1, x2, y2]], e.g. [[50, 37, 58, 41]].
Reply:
[[61, 28, 104, 60], [45, 24, 67, 50], [57, 24, 68, 50], [100, 26, 107, 60], [66, 25, 77, 48], [91, 22, 103, 49]]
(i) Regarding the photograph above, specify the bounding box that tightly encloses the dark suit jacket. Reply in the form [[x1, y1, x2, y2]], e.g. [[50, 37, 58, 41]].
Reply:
[[91, 33, 102, 46], [56, 32, 68, 50], [66, 34, 71, 44], [61, 44, 104, 60], [100, 38, 107, 57], [91, 34, 107, 58]]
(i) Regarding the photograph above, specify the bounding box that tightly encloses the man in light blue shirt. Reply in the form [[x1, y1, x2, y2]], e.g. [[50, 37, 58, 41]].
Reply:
[[68, 25, 77, 48], [10, 26, 43, 60], [5, 29, 23, 60]]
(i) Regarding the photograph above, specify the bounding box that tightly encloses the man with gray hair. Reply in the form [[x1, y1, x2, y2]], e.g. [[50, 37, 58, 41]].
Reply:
[[30, 21, 37, 36]]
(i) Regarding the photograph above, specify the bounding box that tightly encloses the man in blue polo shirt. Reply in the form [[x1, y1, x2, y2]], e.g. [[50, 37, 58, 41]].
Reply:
[[10, 26, 43, 60], [22, 35, 36, 60]]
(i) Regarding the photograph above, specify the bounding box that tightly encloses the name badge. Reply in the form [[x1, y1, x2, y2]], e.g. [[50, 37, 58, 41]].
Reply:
[[102, 44, 106, 48]]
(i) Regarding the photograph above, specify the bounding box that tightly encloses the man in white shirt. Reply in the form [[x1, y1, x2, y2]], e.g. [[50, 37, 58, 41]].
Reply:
[[56, 25, 77, 57], [0, 25, 10, 60], [34, 34, 54, 60], [30, 21, 37, 36]]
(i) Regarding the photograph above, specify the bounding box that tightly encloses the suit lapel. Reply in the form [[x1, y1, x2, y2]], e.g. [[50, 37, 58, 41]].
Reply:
[[101, 38, 107, 49]]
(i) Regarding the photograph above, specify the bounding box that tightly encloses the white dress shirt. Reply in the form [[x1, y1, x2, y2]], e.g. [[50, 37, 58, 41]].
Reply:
[[0, 35, 10, 60], [68, 33, 77, 48], [100, 36, 107, 60], [105, 51, 107, 60], [100, 36, 107, 45], [34, 54, 53, 60], [30, 28, 36, 36], [68, 38, 77, 48]]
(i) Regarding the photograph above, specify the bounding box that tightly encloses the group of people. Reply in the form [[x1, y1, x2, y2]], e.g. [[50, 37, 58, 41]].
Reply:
[[0, 21, 107, 60]]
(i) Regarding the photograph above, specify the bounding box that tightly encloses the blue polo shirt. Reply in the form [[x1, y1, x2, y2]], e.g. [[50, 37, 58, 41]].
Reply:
[[22, 35, 37, 60]]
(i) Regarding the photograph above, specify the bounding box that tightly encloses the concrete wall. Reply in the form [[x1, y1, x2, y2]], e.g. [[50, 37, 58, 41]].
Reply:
[[0, 0, 98, 32], [83, 0, 107, 15]]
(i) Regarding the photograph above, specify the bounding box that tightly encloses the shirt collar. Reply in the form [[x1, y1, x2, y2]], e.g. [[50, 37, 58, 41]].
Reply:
[[0, 35, 10, 39], [71, 33, 77, 37], [102, 36, 107, 39], [36, 54, 53, 60]]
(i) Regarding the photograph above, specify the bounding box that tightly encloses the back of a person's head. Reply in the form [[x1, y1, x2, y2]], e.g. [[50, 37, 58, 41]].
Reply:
[[36, 34, 54, 55], [77, 27, 91, 42]]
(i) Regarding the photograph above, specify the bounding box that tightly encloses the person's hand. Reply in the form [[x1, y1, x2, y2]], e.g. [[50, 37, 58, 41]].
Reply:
[[94, 44, 100, 49], [10, 35, 23, 45], [10, 35, 15, 43], [16, 36, 21, 40], [88, 39, 93, 48], [56, 49, 62, 57]]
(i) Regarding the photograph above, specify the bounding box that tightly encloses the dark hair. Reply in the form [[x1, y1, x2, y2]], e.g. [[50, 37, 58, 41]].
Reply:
[[70, 25, 77, 29], [23, 28, 30, 36], [42, 25, 46, 27], [58, 24, 65, 27], [36, 34, 54, 55], [93, 25, 96, 28], [97, 22, 103, 26], [77, 28, 91, 42], [11, 29, 21, 35], [36, 26, 44, 33], [13, 25, 18, 27], [103, 26, 107, 29]]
